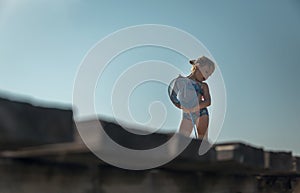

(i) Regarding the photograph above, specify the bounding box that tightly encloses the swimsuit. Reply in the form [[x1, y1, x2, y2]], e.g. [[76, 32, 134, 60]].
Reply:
[[182, 108, 209, 121], [169, 76, 209, 121]]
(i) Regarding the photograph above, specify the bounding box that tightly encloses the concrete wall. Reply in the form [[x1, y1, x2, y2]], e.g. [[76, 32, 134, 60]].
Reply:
[[0, 158, 299, 193], [0, 95, 300, 193], [0, 97, 74, 149]]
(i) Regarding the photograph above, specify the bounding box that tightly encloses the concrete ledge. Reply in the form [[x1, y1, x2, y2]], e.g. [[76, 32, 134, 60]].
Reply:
[[1, 120, 299, 176]]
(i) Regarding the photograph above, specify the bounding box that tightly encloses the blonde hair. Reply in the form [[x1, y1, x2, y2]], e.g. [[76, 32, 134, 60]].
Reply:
[[191, 65, 198, 73]]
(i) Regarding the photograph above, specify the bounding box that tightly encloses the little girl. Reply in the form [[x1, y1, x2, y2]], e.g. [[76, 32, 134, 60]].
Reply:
[[169, 56, 215, 139]]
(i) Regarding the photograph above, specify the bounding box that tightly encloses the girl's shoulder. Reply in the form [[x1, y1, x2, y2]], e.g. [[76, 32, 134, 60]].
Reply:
[[200, 82, 209, 92]]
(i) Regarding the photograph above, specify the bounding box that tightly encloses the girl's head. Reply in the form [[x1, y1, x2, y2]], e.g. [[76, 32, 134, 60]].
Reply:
[[189, 56, 215, 81]]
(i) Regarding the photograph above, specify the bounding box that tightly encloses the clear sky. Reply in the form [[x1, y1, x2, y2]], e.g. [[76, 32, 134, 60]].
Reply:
[[0, 0, 299, 154]]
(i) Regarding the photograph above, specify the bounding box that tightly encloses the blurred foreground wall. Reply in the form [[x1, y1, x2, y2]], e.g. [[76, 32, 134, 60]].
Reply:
[[0, 96, 299, 193], [0, 97, 73, 149]]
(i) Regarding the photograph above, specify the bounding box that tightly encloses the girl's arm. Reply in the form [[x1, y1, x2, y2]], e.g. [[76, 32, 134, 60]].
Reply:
[[192, 82, 211, 112]]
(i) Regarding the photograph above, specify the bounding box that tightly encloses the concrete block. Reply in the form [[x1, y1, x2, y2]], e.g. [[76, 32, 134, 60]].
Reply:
[[264, 151, 293, 172], [164, 138, 217, 171], [292, 156, 300, 173], [100, 119, 171, 150], [215, 142, 265, 169], [174, 138, 216, 161], [0, 97, 74, 149]]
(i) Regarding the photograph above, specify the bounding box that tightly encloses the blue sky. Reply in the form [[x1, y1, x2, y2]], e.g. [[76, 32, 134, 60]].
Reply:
[[0, 0, 299, 154]]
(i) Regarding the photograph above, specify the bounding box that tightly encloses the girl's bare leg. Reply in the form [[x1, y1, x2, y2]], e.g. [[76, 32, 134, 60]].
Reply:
[[197, 115, 209, 139], [179, 118, 194, 137]]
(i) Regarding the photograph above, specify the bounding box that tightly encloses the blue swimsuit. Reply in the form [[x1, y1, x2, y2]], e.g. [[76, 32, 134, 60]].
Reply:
[[169, 77, 209, 121]]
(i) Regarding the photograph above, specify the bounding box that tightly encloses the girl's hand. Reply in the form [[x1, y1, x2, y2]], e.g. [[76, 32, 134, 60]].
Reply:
[[181, 106, 196, 113], [181, 106, 191, 113]]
